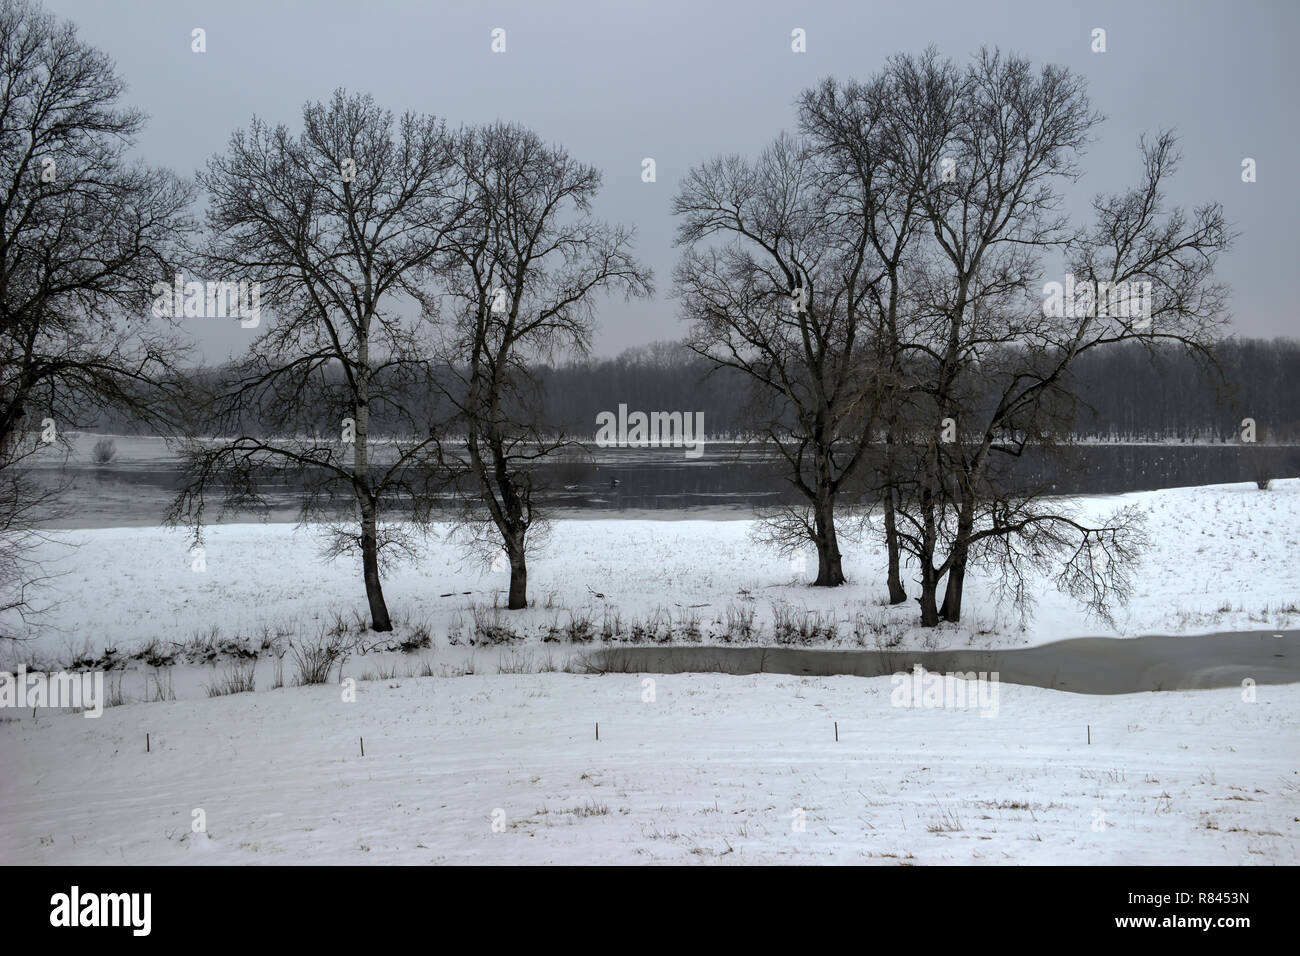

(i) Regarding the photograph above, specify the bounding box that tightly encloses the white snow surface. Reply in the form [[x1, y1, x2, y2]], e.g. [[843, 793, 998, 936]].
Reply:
[[1, 673, 1296, 864], [1, 480, 1297, 864]]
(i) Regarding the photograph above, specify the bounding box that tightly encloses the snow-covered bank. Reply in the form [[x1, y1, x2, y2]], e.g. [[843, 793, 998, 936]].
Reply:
[[6, 481, 1298, 674], [1, 673, 1295, 864]]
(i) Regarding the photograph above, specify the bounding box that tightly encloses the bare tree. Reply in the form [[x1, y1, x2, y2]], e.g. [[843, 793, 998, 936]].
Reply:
[[171, 90, 466, 632], [0, 0, 193, 630], [432, 122, 651, 610], [885, 50, 1232, 626], [796, 62, 946, 600], [673, 133, 887, 586]]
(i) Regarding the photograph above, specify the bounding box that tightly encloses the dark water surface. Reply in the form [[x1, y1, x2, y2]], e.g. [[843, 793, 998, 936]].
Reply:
[[29, 434, 1300, 528], [587, 630, 1300, 694]]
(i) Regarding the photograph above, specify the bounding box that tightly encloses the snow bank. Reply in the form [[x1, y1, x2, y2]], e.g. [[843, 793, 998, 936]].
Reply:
[[6, 481, 1297, 667]]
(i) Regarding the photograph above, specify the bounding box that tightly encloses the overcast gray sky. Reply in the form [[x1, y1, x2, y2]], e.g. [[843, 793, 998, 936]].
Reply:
[[44, 0, 1300, 361]]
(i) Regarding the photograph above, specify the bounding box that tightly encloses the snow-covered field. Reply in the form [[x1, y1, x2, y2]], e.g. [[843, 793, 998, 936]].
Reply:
[[1, 480, 1297, 865], [6, 481, 1298, 673], [2, 673, 1296, 864]]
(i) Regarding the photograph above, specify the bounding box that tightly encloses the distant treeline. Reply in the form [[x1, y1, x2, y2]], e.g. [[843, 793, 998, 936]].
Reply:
[[1060, 337, 1300, 442], [531, 337, 1300, 443], [88, 336, 1300, 442]]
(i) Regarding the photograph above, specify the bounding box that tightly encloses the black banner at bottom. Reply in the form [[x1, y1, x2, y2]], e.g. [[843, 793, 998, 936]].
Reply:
[[5, 864, 1284, 941]]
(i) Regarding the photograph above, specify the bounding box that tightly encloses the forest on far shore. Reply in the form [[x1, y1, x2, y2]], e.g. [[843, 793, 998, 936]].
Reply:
[[88, 336, 1300, 443]]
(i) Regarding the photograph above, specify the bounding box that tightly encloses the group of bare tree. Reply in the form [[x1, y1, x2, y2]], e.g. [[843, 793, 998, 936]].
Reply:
[[0, 0, 649, 633], [1, 0, 1236, 638], [168, 101, 651, 627], [674, 48, 1232, 627]]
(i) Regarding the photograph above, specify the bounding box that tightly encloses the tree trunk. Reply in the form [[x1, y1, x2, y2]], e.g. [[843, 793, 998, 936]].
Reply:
[[353, 325, 391, 632], [939, 550, 968, 623], [883, 488, 907, 604], [917, 564, 941, 627], [359, 497, 393, 631], [917, 469, 941, 626], [939, 506, 975, 622], [812, 495, 846, 586], [504, 528, 530, 608], [506, 538, 527, 610]]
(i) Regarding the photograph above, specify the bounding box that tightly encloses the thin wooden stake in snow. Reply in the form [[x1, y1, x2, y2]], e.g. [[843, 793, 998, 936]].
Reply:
[[835, 721, 839, 742], [1087, 725, 1091, 745], [146, 732, 150, 753], [360, 737, 365, 757], [595, 722, 599, 741]]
